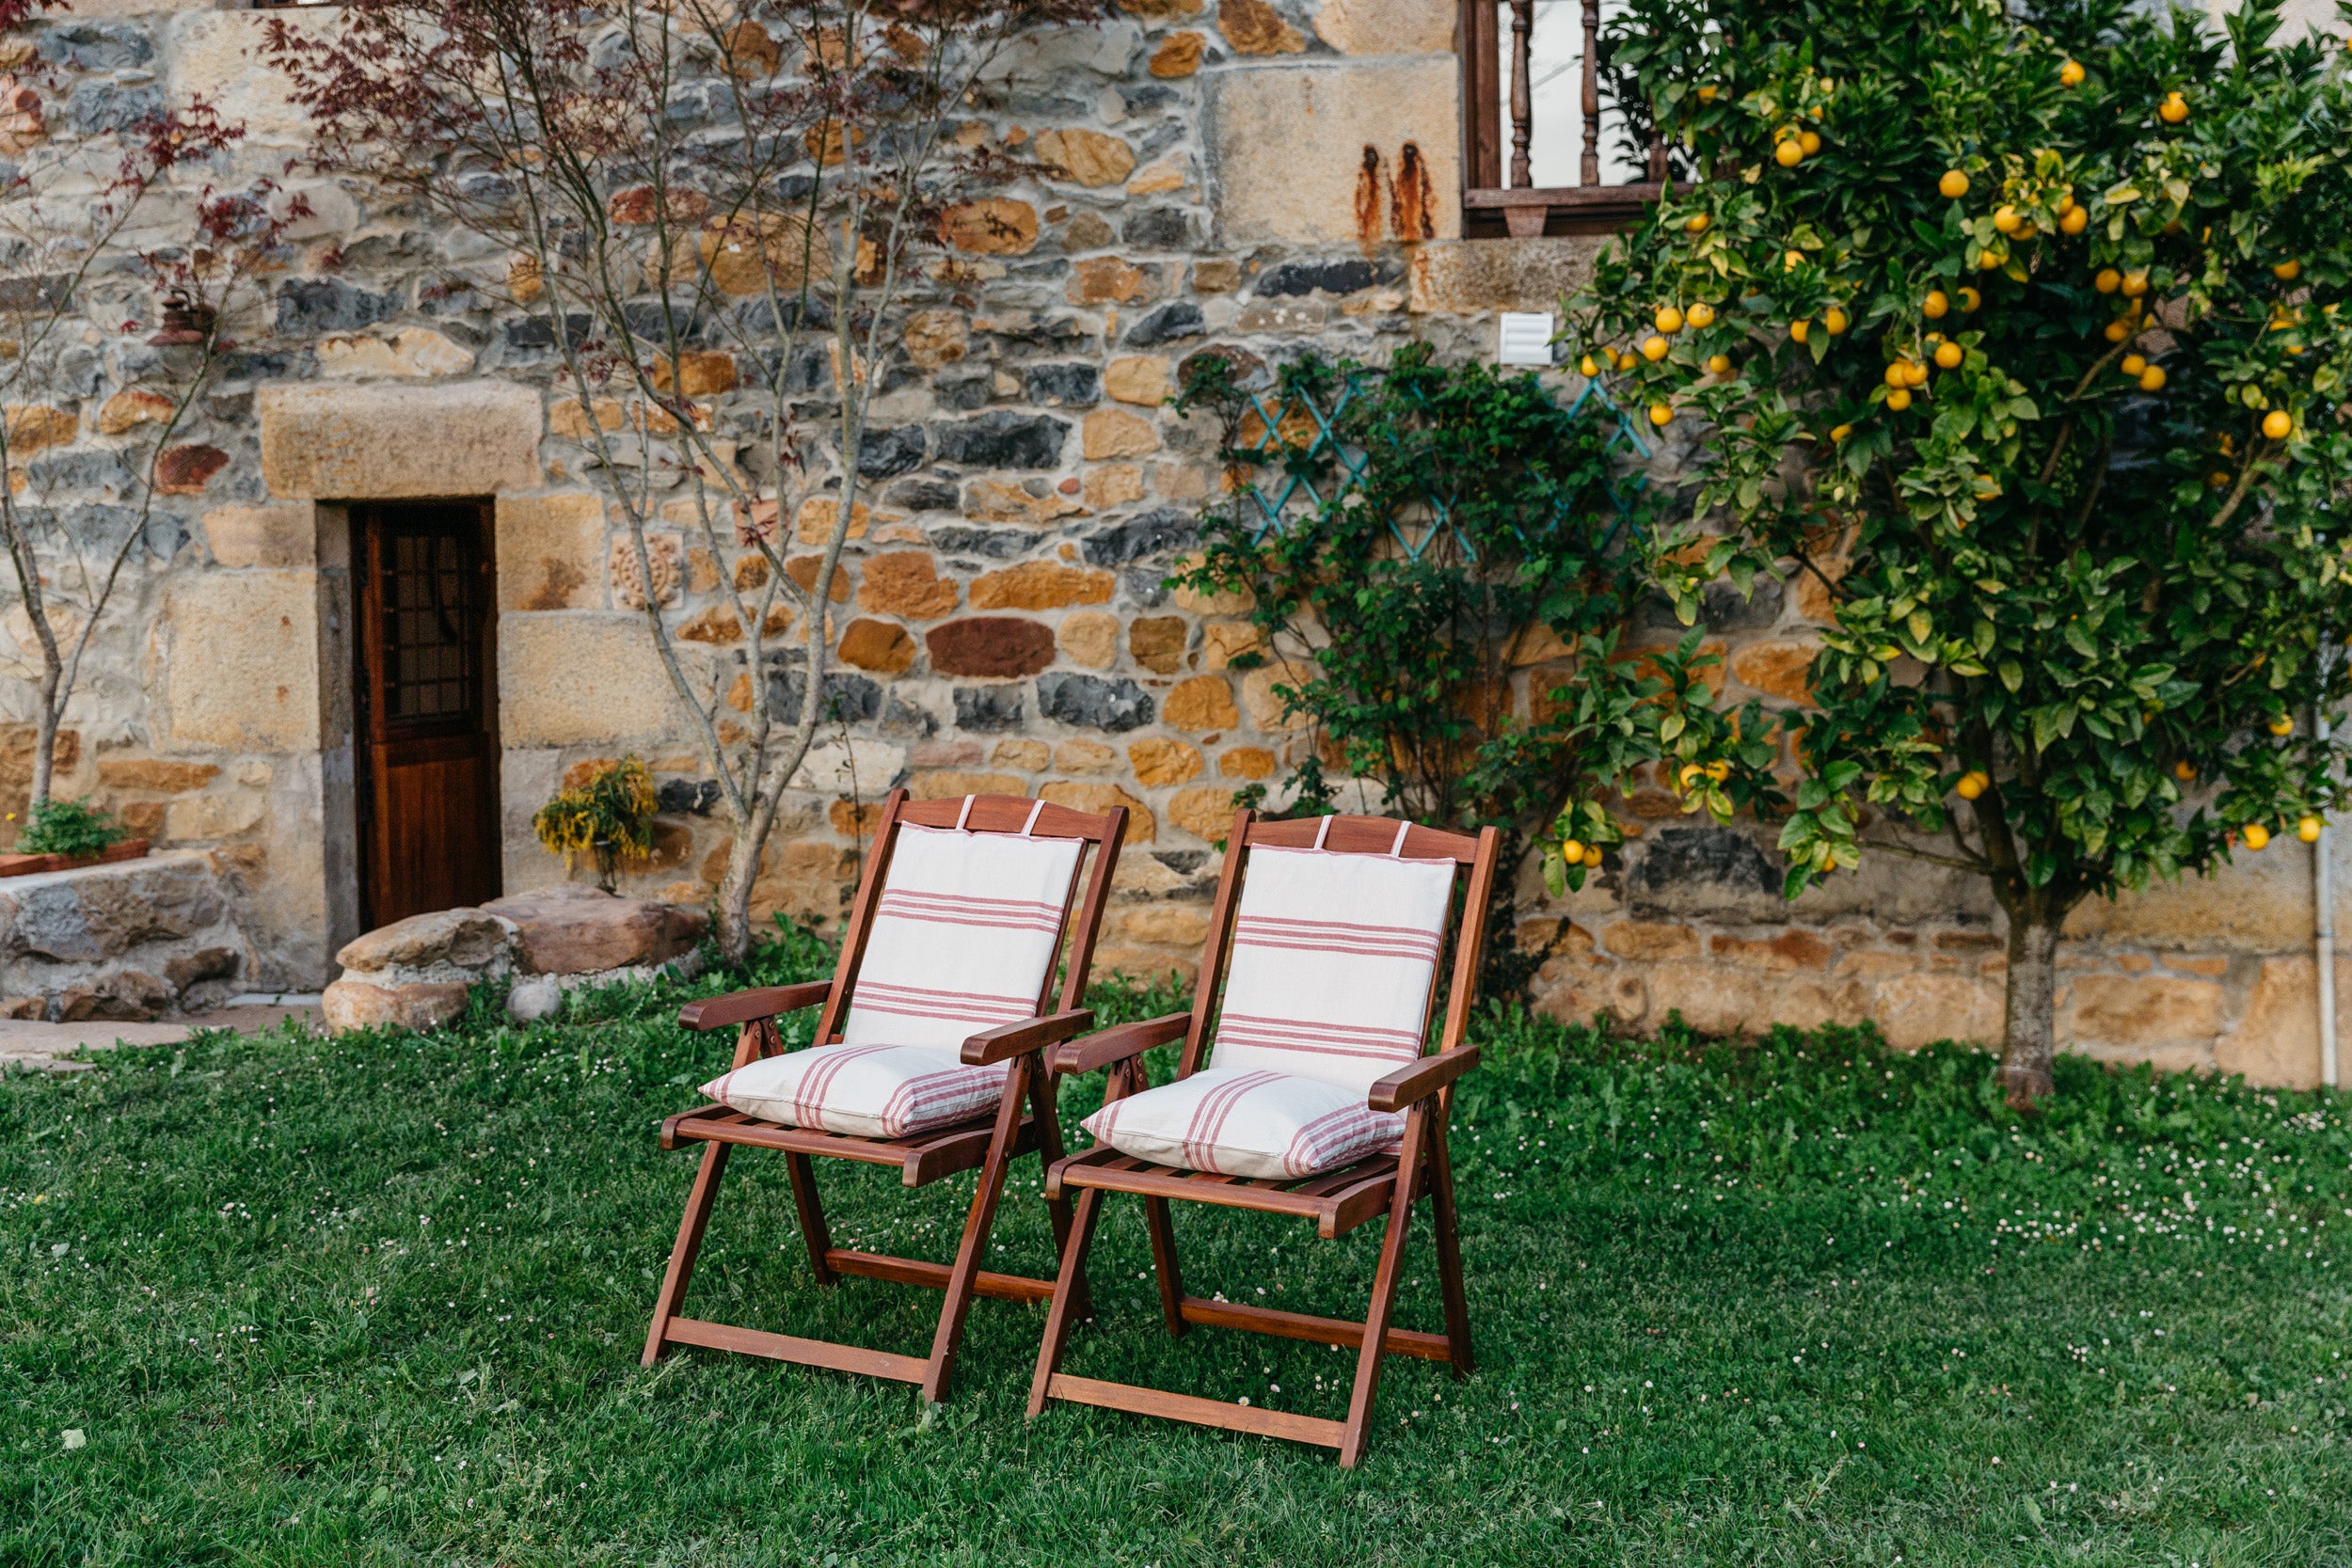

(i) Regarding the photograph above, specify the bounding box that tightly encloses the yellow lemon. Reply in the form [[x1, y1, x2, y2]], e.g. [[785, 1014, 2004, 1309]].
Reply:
[[2269, 714, 2296, 736], [2121, 353, 2147, 376], [2104, 319, 2132, 343], [1706, 760, 1732, 783], [2159, 90, 2188, 123], [1955, 770, 1988, 800], [2265, 409, 2293, 439], [1994, 204, 2022, 235], [1824, 306, 1849, 335], [2094, 267, 2122, 293], [1580, 355, 1600, 376], [1581, 845, 1604, 868], [1642, 334, 1670, 361], [1656, 306, 1685, 334], [1830, 422, 1852, 442], [2138, 364, 2167, 391], [1616, 351, 1642, 371], [1790, 319, 1811, 342], [1798, 129, 1822, 156], [1677, 764, 1705, 790], [1934, 341, 1963, 369], [1698, 84, 1718, 103], [1924, 290, 1950, 318], [1688, 302, 1716, 327], [1977, 248, 2004, 272], [1884, 361, 1910, 388], [1706, 353, 1732, 374], [1560, 838, 1585, 862], [1939, 169, 1970, 199], [1905, 360, 1931, 387], [1887, 387, 1913, 411], [2121, 270, 2148, 297], [2274, 259, 2301, 280], [1786, 248, 1807, 271], [2208, 470, 2231, 488], [2059, 205, 2089, 235], [1958, 287, 1981, 312], [2059, 58, 2086, 87], [1776, 138, 1805, 167], [1649, 403, 1673, 427], [2174, 759, 2198, 782], [2243, 822, 2271, 850], [1686, 212, 1712, 234], [2300, 816, 2325, 843]]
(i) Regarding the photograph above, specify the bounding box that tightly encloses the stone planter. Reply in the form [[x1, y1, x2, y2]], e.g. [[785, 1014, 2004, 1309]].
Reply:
[[0, 838, 151, 880]]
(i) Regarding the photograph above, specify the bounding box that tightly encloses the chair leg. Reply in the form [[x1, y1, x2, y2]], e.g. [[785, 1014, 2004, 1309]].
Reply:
[[1424, 1102, 1475, 1379], [1339, 1106, 1428, 1467], [643, 1140, 731, 1367], [1028, 1060, 1092, 1323], [1144, 1197, 1186, 1338], [784, 1150, 835, 1287], [1027, 1185, 1106, 1417], [922, 1054, 1033, 1403]]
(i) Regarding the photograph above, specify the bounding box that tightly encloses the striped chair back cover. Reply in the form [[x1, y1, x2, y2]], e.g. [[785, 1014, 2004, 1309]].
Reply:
[[839, 800, 1086, 1049], [1209, 820, 1458, 1094]]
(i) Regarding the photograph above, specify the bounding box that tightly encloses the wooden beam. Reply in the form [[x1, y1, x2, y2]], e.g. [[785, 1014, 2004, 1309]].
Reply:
[[1046, 1374, 1344, 1449]]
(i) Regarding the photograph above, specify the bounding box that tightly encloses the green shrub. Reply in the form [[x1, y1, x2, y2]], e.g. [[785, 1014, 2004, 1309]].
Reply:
[[13, 797, 128, 860]]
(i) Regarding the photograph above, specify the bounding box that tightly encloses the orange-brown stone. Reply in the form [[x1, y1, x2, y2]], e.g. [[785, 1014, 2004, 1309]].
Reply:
[[858, 551, 959, 619]]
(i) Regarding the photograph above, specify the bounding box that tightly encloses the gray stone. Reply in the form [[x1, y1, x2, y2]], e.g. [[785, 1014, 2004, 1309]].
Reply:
[[275, 278, 401, 336], [1038, 672, 1153, 732], [1023, 362, 1101, 406], [930, 411, 1070, 469], [656, 778, 721, 816], [977, 22, 1141, 82], [1125, 303, 1205, 346], [322, 978, 471, 1036], [853, 424, 927, 478], [954, 686, 1026, 732], [1625, 826, 1788, 924], [1083, 509, 1197, 566], [65, 81, 162, 136], [39, 23, 154, 70], [770, 667, 882, 723], [1255, 258, 1385, 297], [932, 367, 993, 410], [886, 477, 960, 513], [930, 525, 1039, 560], [1122, 207, 1198, 250]]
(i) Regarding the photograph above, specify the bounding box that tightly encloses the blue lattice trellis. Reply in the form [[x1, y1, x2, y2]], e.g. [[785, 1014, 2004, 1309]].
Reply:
[[1225, 368, 1652, 562]]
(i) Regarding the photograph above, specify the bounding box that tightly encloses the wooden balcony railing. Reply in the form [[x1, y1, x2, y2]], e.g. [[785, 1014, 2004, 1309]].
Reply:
[[1461, 0, 1667, 238]]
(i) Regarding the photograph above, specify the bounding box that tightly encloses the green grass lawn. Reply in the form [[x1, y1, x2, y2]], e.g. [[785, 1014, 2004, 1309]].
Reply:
[[5, 936, 2350, 1566]]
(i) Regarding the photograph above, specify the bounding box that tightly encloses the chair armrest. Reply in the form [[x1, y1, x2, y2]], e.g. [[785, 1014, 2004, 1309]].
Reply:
[[1047, 1010, 1190, 1075], [960, 1007, 1096, 1066], [675, 980, 833, 1033], [1368, 1046, 1479, 1114]]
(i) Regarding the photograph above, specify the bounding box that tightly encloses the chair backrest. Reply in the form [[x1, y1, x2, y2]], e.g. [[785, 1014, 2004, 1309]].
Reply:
[[1187, 811, 1500, 1094], [818, 790, 1125, 1051]]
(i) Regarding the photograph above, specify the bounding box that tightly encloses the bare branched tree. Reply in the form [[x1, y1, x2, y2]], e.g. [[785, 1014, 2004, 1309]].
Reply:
[[0, 13, 292, 814], [268, 0, 1110, 959]]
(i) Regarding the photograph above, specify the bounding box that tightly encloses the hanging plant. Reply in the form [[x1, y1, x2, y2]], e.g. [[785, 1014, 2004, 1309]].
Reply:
[[532, 757, 659, 893]]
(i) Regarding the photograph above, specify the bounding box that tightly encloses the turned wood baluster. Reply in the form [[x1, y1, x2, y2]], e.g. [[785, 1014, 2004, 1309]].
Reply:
[[1580, 0, 1601, 186], [1509, 0, 1534, 188]]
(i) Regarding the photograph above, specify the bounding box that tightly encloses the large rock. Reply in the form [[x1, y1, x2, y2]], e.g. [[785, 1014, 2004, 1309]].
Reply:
[[322, 978, 472, 1035], [336, 908, 516, 974], [482, 884, 707, 975], [0, 851, 252, 1022]]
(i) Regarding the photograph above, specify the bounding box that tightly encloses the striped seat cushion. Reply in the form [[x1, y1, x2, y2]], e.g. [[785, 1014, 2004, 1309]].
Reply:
[[703, 1043, 1008, 1139], [1210, 841, 1457, 1095], [1081, 1067, 1402, 1180], [839, 819, 1084, 1049]]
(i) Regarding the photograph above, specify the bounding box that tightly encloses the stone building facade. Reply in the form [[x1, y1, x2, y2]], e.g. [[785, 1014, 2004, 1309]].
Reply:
[[0, 0, 2343, 1085]]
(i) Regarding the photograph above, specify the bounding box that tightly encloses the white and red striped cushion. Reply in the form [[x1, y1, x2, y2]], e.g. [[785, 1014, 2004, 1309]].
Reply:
[[839, 820, 1083, 1050], [1210, 842, 1456, 1094], [1081, 1067, 1402, 1180], [702, 1044, 1008, 1139]]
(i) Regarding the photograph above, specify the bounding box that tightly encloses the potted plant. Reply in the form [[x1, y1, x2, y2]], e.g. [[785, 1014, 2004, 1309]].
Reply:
[[0, 798, 147, 879], [532, 757, 658, 893]]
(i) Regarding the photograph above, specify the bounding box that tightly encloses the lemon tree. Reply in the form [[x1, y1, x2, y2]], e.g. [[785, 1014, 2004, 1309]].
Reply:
[[1576, 0, 2352, 1106]]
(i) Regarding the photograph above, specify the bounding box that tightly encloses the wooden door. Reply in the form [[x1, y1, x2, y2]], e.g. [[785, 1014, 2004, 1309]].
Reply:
[[353, 501, 502, 930]]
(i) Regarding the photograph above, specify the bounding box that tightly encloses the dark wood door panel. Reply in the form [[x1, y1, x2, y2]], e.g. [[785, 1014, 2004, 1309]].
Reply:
[[354, 501, 501, 930]]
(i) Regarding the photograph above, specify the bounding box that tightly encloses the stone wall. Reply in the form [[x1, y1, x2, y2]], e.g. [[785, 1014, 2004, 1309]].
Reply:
[[0, 0, 2340, 1085]]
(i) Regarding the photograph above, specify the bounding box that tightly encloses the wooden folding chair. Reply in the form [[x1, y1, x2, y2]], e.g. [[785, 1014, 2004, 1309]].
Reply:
[[1026, 809, 1499, 1465], [644, 787, 1125, 1402]]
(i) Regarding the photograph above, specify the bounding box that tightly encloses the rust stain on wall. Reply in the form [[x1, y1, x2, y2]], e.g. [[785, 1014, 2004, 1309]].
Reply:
[[1391, 141, 1436, 241], [1354, 144, 1385, 250]]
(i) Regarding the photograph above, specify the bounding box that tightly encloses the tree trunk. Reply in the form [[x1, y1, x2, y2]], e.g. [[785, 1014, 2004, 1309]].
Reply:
[[2000, 909, 2059, 1111], [713, 822, 768, 966]]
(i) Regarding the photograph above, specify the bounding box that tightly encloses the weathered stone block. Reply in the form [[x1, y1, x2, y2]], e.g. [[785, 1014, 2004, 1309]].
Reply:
[[1407, 236, 1604, 314], [859, 551, 959, 619], [322, 978, 471, 1036], [97, 759, 219, 794], [338, 908, 516, 973], [260, 382, 542, 499], [838, 618, 917, 673], [1871, 970, 2004, 1051], [1041, 781, 1156, 841], [1036, 127, 1136, 187], [2058, 974, 2225, 1049], [1104, 355, 1172, 406], [1130, 736, 1203, 786], [970, 561, 1115, 610], [1211, 60, 1460, 245], [2214, 956, 2323, 1087], [1167, 784, 1240, 842], [159, 572, 321, 752], [499, 613, 678, 746], [202, 503, 317, 569], [1058, 610, 1120, 669], [496, 493, 606, 612], [1129, 615, 1189, 673], [483, 883, 707, 974], [1083, 406, 1159, 458], [1149, 30, 1205, 75], [1311, 0, 1454, 53], [1163, 674, 1239, 731], [1038, 672, 1154, 731], [1242, 661, 1315, 730], [1600, 920, 1699, 961]]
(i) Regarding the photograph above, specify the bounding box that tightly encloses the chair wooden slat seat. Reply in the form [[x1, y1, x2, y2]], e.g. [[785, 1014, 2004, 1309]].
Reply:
[[1025, 807, 1501, 1465], [641, 788, 1127, 1402]]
